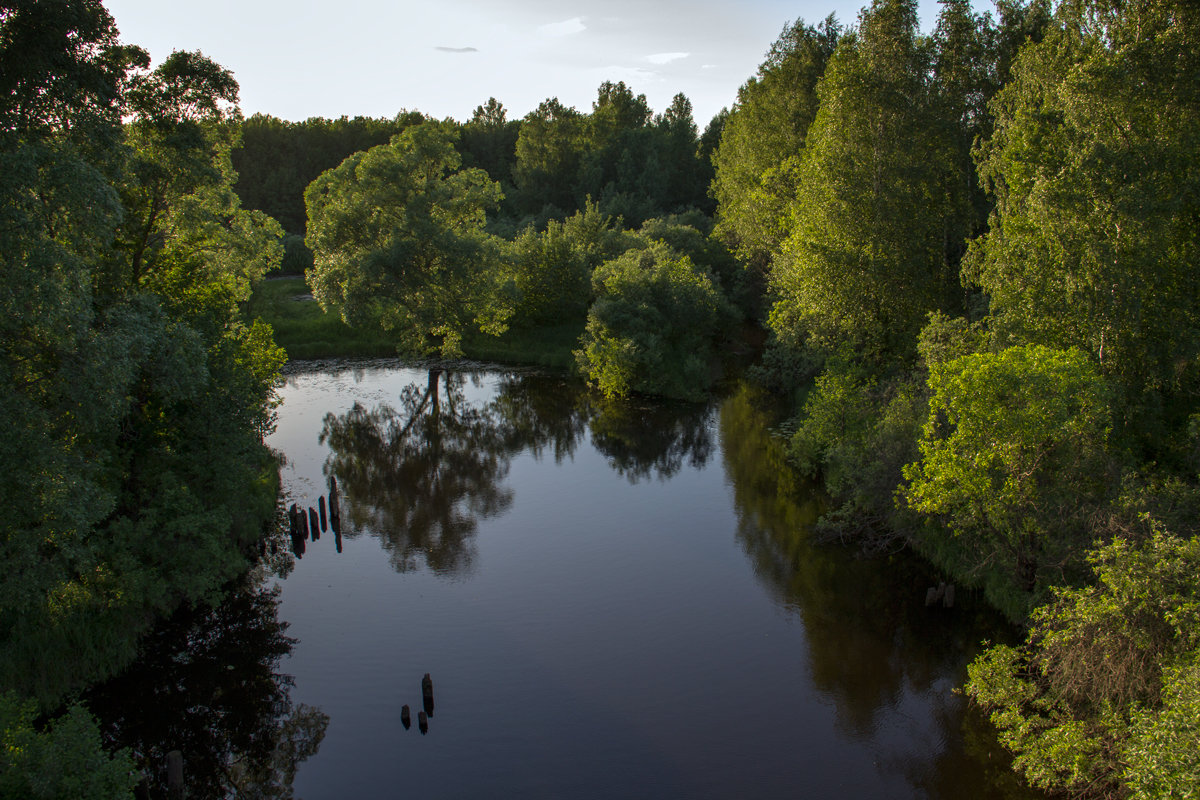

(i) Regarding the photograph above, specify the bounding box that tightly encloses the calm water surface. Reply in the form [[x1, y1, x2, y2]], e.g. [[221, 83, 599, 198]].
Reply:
[[91, 362, 1041, 799]]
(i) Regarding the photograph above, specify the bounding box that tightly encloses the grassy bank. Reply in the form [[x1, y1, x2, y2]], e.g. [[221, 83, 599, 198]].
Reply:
[[248, 275, 584, 369]]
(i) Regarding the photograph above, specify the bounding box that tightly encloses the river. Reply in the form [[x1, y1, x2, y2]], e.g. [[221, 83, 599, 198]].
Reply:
[[87, 362, 1041, 799]]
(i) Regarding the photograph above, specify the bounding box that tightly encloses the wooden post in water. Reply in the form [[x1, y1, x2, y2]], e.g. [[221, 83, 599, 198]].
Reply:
[[401, 704, 411, 729], [422, 673, 434, 716], [417, 710, 428, 734], [308, 507, 320, 541], [318, 496, 327, 531], [167, 750, 184, 798]]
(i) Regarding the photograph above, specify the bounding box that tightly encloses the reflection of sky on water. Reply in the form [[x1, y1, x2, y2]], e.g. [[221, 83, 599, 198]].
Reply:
[[264, 364, 1041, 800]]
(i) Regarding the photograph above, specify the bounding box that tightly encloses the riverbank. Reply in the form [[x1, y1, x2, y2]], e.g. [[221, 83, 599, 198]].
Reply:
[[248, 275, 583, 370]]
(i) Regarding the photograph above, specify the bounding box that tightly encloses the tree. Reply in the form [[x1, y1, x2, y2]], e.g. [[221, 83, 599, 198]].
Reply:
[[459, 97, 519, 189], [305, 121, 509, 357], [965, 0, 1200, 431], [1, 3, 286, 711], [0, 694, 138, 800], [769, 0, 958, 358], [512, 98, 585, 215], [504, 202, 624, 325], [575, 241, 732, 400], [903, 345, 1112, 616], [652, 93, 705, 211], [966, 529, 1200, 797], [710, 16, 840, 270]]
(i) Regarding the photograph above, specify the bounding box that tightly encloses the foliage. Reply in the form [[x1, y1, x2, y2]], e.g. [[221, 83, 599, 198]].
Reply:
[[305, 121, 508, 357], [232, 111, 425, 234], [575, 242, 733, 401], [904, 345, 1112, 615], [0, 694, 137, 800], [710, 16, 840, 269], [0, 0, 285, 712], [966, 529, 1200, 797], [770, 0, 962, 359], [503, 202, 625, 325], [965, 0, 1200, 431], [787, 355, 925, 550]]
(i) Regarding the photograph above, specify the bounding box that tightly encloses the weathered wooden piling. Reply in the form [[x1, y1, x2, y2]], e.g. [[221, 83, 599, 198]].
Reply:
[[308, 507, 320, 541], [289, 505, 307, 557], [401, 704, 411, 729], [422, 673, 434, 716], [167, 750, 184, 798], [329, 493, 341, 534], [417, 710, 428, 734], [318, 496, 327, 531]]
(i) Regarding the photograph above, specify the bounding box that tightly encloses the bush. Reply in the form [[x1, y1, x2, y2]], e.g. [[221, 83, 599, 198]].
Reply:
[[0, 694, 138, 800], [575, 242, 733, 400]]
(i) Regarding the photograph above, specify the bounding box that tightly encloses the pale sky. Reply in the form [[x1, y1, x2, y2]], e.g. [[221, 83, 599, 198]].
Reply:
[[102, 0, 992, 128]]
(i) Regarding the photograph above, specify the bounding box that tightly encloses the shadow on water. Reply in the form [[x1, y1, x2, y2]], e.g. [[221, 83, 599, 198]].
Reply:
[[83, 574, 328, 799], [718, 383, 1045, 800]]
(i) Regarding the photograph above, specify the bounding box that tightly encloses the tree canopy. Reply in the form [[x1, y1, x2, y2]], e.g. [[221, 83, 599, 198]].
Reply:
[[305, 121, 509, 357]]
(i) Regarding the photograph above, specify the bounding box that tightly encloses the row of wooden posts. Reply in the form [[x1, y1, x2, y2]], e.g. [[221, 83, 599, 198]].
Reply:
[[287, 476, 342, 557], [401, 673, 436, 735]]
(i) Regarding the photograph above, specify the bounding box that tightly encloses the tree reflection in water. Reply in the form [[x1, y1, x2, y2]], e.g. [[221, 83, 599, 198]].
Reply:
[[320, 369, 517, 576], [586, 394, 715, 482], [718, 384, 1042, 800], [83, 577, 328, 799], [319, 369, 719, 576]]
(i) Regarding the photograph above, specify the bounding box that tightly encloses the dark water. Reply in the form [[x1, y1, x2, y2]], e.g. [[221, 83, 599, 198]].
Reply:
[[90, 363, 1041, 799]]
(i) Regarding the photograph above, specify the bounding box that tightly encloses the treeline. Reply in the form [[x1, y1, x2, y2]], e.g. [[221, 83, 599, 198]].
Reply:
[[1, 1, 287, 794], [713, 0, 1199, 796], [233, 83, 722, 239], [234, 86, 739, 395]]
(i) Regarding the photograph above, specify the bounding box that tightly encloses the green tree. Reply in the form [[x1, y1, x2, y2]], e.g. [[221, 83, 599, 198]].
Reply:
[[575, 241, 732, 400], [1, 1, 286, 710], [0, 694, 138, 800], [305, 121, 509, 357], [504, 202, 625, 325], [903, 345, 1112, 615], [710, 16, 840, 270], [650, 93, 706, 212], [770, 0, 957, 358], [459, 97, 519, 189], [965, 0, 1200, 432], [512, 98, 585, 216], [966, 529, 1200, 797], [232, 111, 423, 235]]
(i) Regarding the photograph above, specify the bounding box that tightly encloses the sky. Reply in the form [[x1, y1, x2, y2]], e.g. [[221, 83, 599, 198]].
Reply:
[[102, 0, 992, 128]]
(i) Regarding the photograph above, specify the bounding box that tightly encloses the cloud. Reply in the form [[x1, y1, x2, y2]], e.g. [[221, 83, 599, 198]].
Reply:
[[646, 52, 689, 65], [701, 64, 717, 70], [436, 46, 479, 53], [539, 17, 586, 37]]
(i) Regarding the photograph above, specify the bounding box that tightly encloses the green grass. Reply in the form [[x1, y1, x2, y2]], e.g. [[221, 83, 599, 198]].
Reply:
[[464, 321, 585, 370], [247, 275, 585, 369], [246, 276, 396, 359]]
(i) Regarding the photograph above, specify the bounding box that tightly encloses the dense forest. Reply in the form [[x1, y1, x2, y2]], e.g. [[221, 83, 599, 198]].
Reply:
[[3, 0, 1199, 796]]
